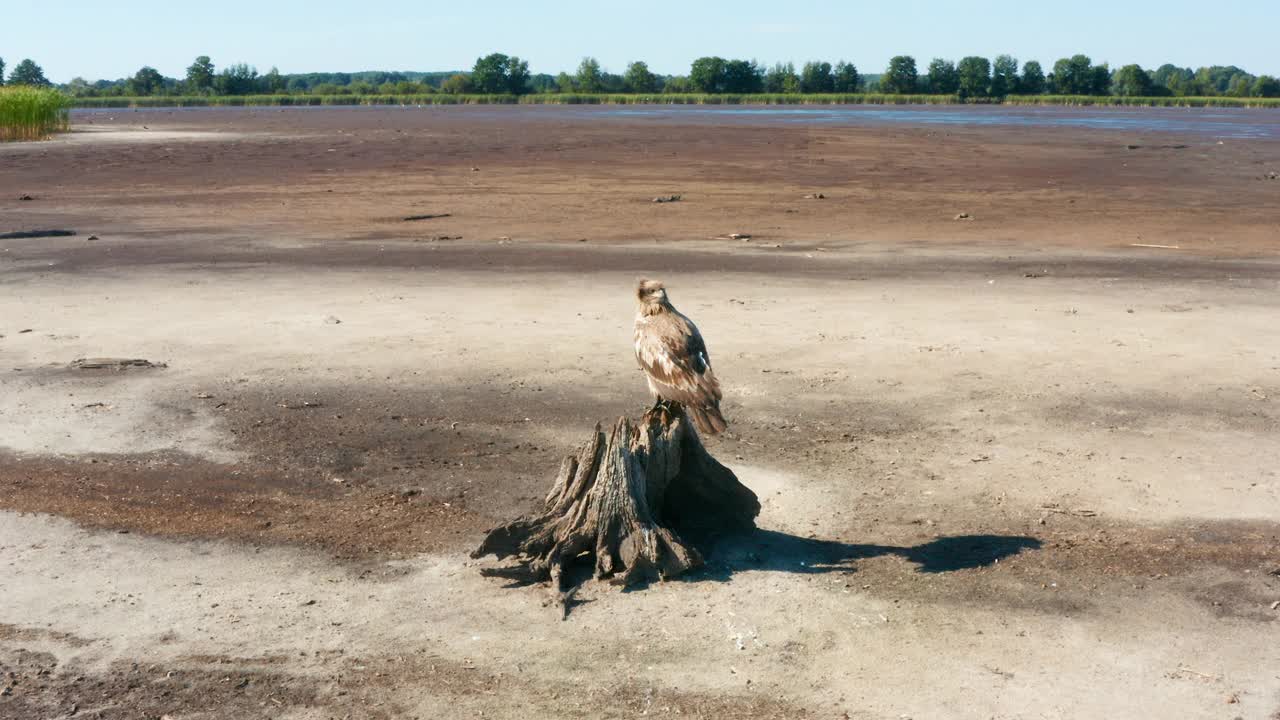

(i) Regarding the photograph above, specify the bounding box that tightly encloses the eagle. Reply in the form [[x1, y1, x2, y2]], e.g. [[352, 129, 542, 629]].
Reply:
[[633, 278, 727, 435]]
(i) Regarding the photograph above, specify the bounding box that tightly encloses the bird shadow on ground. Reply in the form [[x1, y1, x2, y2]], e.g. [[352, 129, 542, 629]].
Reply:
[[676, 529, 1043, 585], [495, 529, 1042, 617]]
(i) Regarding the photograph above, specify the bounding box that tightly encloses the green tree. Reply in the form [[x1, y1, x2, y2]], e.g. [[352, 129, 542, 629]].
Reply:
[[186, 55, 215, 94], [1252, 75, 1280, 98], [385, 80, 427, 95], [9, 59, 50, 87], [526, 73, 556, 93], [1226, 74, 1253, 97], [401, 81, 431, 94], [1151, 64, 1192, 92], [833, 61, 860, 92], [506, 56, 530, 94], [601, 72, 627, 93], [471, 53, 531, 94], [471, 53, 508, 93], [689, 56, 727, 93], [624, 61, 657, 93], [764, 62, 799, 93], [128, 66, 165, 95], [990, 55, 1019, 96], [662, 75, 692, 93], [0, 57, 6, 86], [1111, 64, 1153, 96], [215, 63, 259, 95], [1020, 60, 1046, 94], [442, 74, 472, 94], [575, 57, 604, 93], [66, 77, 95, 96], [926, 58, 959, 94], [262, 67, 286, 93], [957, 56, 990, 98], [1164, 73, 1192, 96], [1088, 64, 1111, 95], [1050, 55, 1094, 94], [723, 59, 763, 93], [1187, 68, 1212, 95], [882, 56, 918, 94], [800, 61, 834, 93], [1055, 57, 1111, 95], [1192, 65, 1253, 96]]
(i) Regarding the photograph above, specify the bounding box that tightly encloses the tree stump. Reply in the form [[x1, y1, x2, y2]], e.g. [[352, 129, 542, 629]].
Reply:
[[472, 405, 760, 604]]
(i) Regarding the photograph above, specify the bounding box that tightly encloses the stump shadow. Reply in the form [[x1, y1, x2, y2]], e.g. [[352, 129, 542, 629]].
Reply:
[[684, 529, 1042, 583]]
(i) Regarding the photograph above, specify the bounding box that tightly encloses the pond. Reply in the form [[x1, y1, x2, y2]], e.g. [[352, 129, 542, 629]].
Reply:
[[72, 103, 1280, 139]]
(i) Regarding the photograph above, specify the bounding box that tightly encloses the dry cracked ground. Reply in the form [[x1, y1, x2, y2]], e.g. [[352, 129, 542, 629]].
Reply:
[[1, 107, 1278, 719]]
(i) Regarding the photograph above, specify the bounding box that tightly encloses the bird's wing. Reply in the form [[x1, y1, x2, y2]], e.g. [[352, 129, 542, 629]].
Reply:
[[635, 313, 721, 406]]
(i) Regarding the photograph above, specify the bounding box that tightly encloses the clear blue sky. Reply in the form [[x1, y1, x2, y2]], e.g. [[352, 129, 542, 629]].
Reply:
[[5, 0, 1278, 83]]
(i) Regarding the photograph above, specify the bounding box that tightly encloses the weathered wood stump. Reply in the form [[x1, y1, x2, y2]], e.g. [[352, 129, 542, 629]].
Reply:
[[472, 405, 760, 601]]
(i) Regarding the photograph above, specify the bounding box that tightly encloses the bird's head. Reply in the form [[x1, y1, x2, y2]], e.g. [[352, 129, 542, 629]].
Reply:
[[637, 278, 669, 309]]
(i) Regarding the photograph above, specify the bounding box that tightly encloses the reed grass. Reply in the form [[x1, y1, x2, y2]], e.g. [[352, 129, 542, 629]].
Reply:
[[1004, 94, 1280, 108], [0, 86, 71, 141], [70, 93, 1280, 110], [72, 93, 961, 108], [518, 93, 960, 105]]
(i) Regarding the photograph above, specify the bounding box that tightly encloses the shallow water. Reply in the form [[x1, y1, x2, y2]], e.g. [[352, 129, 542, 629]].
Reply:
[[72, 103, 1280, 139], [606, 105, 1280, 139]]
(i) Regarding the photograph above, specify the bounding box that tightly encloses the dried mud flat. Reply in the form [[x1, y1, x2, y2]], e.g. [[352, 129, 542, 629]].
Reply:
[[1, 107, 1279, 719]]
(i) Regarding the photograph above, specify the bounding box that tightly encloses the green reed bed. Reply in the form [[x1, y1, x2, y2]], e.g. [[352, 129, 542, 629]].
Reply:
[[73, 93, 962, 109], [1005, 94, 1280, 108], [74, 94, 504, 107], [72, 93, 1279, 110], [0, 86, 71, 141], [518, 93, 960, 105]]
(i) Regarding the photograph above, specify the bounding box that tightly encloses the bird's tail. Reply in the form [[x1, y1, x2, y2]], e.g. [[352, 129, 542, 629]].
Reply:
[[687, 403, 728, 435]]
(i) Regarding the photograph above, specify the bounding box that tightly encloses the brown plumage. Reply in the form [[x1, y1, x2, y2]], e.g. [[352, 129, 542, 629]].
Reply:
[[634, 279, 727, 435]]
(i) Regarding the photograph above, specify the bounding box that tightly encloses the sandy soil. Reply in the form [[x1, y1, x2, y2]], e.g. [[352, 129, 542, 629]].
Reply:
[[1, 107, 1278, 719]]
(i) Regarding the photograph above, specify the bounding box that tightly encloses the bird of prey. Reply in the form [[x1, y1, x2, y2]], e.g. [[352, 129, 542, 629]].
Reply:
[[633, 278, 727, 435]]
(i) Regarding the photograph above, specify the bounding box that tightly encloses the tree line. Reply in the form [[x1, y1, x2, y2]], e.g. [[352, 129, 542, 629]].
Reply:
[[0, 57, 53, 87], [5, 52, 1278, 99]]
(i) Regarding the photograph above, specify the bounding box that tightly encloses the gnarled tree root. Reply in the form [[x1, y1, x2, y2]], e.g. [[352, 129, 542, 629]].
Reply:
[[472, 406, 759, 611]]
